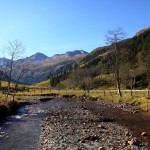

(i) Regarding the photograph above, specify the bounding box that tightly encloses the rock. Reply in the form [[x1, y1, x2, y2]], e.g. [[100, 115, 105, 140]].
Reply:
[[132, 109, 139, 113], [141, 132, 148, 136], [125, 131, 130, 136], [40, 105, 148, 149], [64, 124, 68, 127], [84, 135, 100, 141], [128, 138, 140, 146], [98, 146, 105, 150], [44, 139, 48, 144], [98, 124, 106, 129], [145, 109, 149, 112], [45, 117, 48, 121], [98, 117, 113, 122], [78, 136, 85, 143], [122, 140, 128, 146]]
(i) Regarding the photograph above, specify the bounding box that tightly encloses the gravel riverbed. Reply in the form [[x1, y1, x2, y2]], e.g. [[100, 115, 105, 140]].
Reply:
[[40, 105, 148, 150]]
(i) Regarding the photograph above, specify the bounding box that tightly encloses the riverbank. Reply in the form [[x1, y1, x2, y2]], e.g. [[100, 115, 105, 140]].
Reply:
[[40, 104, 148, 149], [55, 89, 150, 111], [0, 88, 149, 122], [62, 94, 143, 113], [0, 101, 23, 120], [0, 95, 149, 149], [0, 93, 59, 121]]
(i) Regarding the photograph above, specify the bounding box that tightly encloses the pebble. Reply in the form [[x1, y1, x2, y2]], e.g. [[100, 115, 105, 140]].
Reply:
[[128, 138, 140, 146], [98, 146, 105, 150], [40, 106, 148, 150], [141, 132, 148, 136]]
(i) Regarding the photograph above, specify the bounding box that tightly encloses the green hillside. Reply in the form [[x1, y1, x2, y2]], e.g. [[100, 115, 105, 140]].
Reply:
[[43, 27, 150, 91]]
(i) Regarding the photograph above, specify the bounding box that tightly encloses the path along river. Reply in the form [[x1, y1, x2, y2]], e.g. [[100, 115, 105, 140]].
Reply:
[[0, 98, 150, 149]]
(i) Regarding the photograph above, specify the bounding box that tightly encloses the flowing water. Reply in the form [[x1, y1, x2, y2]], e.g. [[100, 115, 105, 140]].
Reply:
[[0, 100, 82, 150], [0, 99, 150, 149]]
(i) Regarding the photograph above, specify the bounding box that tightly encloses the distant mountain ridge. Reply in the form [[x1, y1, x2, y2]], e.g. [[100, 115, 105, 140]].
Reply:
[[0, 50, 88, 65], [25, 50, 88, 64], [135, 26, 150, 36], [29, 52, 49, 61], [0, 50, 88, 85], [65, 50, 88, 56]]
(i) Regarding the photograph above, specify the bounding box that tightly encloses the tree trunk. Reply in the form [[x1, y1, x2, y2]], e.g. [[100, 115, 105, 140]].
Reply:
[[0, 80, 1, 89], [130, 78, 133, 97], [5, 81, 11, 103], [15, 83, 18, 92], [116, 79, 122, 97], [133, 70, 136, 89], [146, 70, 149, 88], [6, 81, 11, 100], [87, 89, 90, 97], [115, 70, 122, 97], [12, 91, 15, 102], [7, 81, 10, 93]]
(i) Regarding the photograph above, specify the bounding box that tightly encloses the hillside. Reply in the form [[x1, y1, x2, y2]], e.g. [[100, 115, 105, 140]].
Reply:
[[136, 26, 150, 36], [45, 27, 150, 90]]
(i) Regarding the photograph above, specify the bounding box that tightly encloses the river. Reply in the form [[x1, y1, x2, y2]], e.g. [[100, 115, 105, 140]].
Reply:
[[0, 99, 150, 149]]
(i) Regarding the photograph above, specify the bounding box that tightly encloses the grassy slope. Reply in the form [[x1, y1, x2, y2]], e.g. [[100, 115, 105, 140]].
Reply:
[[35, 80, 50, 87], [27, 29, 150, 110]]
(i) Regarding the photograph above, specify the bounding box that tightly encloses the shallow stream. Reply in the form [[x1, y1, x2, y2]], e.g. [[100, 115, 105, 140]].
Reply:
[[0, 99, 150, 149]]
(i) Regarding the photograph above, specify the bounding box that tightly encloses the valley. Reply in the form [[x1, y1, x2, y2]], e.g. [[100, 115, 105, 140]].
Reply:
[[0, 1, 150, 149], [0, 27, 150, 149]]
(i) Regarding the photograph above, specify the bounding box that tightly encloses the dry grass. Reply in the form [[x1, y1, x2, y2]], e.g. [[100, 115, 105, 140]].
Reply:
[[34, 80, 50, 87], [1, 81, 14, 87], [0, 92, 17, 106], [90, 90, 150, 110], [0, 85, 150, 111], [45, 89, 150, 110]]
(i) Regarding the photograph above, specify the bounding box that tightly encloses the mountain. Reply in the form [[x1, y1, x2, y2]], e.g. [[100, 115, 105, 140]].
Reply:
[[15, 50, 88, 84], [0, 58, 10, 66], [50, 50, 88, 59], [21, 50, 88, 66], [29, 52, 49, 61], [65, 50, 88, 57], [135, 26, 150, 36], [0, 50, 88, 85]]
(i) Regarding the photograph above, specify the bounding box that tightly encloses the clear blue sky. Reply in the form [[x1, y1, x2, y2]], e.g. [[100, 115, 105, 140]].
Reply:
[[0, 0, 150, 57]]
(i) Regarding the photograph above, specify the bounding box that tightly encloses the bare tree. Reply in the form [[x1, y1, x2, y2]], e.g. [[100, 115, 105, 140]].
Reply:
[[13, 58, 31, 91], [69, 68, 93, 96], [0, 40, 27, 100], [105, 27, 126, 97]]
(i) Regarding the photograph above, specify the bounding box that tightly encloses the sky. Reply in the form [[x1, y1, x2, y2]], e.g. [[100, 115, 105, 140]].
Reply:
[[0, 0, 150, 57]]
